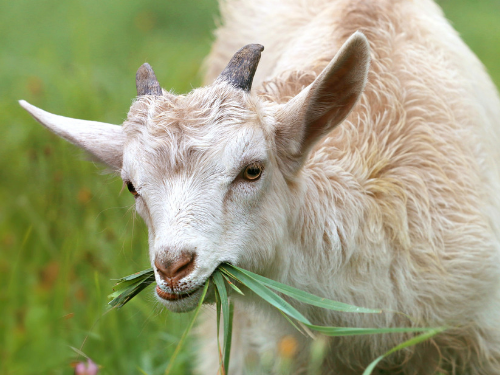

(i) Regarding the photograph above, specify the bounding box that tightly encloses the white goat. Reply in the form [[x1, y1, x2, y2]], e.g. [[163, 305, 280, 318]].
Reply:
[[20, 0, 500, 373]]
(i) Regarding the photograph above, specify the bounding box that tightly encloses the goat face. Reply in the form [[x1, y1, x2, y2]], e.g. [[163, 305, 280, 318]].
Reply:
[[121, 84, 285, 311], [19, 32, 370, 312]]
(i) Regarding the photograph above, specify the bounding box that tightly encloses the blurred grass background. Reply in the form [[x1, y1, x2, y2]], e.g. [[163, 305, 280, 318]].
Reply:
[[1, 0, 499, 374]]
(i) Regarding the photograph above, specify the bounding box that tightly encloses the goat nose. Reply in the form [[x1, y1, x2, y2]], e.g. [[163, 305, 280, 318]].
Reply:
[[155, 252, 196, 286]]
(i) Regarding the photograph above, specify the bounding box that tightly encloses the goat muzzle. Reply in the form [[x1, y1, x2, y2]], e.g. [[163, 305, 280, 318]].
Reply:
[[155, 251, 196, 289]]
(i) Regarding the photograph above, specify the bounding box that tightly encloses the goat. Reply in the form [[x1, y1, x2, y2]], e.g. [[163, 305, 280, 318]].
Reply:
[[20, 0, 500, 373]]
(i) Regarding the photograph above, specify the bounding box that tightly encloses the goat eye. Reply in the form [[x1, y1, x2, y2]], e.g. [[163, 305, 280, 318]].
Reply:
[[126, 181, 138, 196], [242, 163, 263, 181]]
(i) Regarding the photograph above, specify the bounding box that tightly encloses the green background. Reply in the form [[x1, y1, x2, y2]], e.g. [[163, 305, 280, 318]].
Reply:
[[1, 0, 499, 374]]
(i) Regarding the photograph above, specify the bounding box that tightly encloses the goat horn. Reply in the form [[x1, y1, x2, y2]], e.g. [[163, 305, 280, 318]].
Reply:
[[217, 44, 264, 92], [136, 63, 162, 96]]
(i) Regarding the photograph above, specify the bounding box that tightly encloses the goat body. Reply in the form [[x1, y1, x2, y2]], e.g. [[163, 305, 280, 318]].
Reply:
[[20, 0, 500, 374]]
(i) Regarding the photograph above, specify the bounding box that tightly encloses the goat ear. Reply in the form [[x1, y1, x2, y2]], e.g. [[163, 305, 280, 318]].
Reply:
[[19, 100, 125, 170], [276, 32, 370, 170]]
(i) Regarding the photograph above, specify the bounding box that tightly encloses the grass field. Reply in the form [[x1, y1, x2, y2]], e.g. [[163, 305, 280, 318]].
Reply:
[[1, 0, 499, 374]]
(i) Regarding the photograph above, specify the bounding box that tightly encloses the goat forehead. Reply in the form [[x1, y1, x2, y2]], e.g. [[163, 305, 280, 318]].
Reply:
[[122, 85, 272, 182], [123, 117, 269, 183], [124, 83, 254, 136], [133, 127, 266, 169]]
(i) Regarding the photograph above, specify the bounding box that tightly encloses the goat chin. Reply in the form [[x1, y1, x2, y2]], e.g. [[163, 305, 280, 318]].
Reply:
[[20, 0, 500, 374]]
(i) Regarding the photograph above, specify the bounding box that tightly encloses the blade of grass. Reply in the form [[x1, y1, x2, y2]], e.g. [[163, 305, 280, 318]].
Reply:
[[224, 302, 234, 373], [222, 273, 244, 296], [220, 266, 311, 325], [306, 325, 445, 336], [215, 286, 224, 375], [219, 267, 243, 284], [113, 268, 154, 282], [213, 270, 232, 374], [108, 276, 152, 298], [278, 310, 310, 337], [362, 327, 446, 375], [223, 264, 380, 314], [107, 275, 156, 308], [108, 269, 155, 309], [108, 269, 155, 297], [164, 280, 210, 375], [297, 321, 317, 340], [70, 346, 91, 360]]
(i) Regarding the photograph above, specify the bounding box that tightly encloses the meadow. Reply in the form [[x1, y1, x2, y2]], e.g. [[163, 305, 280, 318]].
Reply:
[[1, 0, 499, 374]]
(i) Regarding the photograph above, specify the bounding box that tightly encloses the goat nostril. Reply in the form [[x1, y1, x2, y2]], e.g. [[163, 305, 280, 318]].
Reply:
[[154, 259, 169, 279], [175, 262, 190, 275], [155, 252, 196, 283]]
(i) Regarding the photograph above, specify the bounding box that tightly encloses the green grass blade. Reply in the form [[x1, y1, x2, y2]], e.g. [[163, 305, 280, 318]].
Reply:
[[220, 266, 311, 325], [215, 286, 223, 374], [164, 280, 210, 375], [213, 270, 232, 374], [109, 270, 155, 295], [222, 273, 244, 295], [113, 268, 154, 282], [224, 302, 234, 373], [70, 346, 91, 360], [219, 267, 243, 284], [278, 310, 308, 337], [108, 271, 156, 309], [362, 327, 446, 375], [224, 264, 380, 314], [306, 325, 444, 336]]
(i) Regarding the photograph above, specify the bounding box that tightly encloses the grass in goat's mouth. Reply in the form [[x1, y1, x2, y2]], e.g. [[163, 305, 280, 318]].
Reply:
[[108, 264, 446, 375]]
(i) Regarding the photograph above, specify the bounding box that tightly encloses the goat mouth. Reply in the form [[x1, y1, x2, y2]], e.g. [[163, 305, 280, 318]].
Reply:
[[155, 285, 200, 301]]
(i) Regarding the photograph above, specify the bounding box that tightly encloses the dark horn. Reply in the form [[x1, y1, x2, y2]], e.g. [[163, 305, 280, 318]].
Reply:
[[217, 44, 264, 92], [136, 63, 162, 96]]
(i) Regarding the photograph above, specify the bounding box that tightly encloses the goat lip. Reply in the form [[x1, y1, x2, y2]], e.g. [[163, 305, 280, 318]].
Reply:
[[155, 285, 199, 301]]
